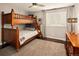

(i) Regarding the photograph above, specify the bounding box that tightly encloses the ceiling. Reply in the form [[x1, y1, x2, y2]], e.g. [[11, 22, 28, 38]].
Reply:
[[0, 3, 74, 12]]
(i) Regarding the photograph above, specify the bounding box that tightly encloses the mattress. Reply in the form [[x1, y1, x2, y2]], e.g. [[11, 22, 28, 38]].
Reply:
[[19, 30, 38, 45]]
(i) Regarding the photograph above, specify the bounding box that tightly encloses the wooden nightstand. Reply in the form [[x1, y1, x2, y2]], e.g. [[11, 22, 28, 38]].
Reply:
[[66, 32, 79, 56]]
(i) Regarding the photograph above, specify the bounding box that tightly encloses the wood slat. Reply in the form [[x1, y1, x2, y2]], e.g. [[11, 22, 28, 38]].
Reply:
[[14, 13, 32, 19]]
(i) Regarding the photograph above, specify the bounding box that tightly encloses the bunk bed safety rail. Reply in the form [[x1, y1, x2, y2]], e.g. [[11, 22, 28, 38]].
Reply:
[[14, 13, 33, 19]]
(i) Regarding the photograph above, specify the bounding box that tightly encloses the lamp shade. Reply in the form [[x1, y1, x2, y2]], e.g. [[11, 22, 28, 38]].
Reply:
[[67, 18, 77, 34], [67, 18, 77, 23]]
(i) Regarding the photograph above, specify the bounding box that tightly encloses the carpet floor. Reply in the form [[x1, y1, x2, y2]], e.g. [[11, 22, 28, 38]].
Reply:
[[0, 39, 66, 56]]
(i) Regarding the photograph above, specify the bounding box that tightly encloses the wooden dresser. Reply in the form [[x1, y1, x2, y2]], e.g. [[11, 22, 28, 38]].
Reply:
[[66, 32, 79, 56]]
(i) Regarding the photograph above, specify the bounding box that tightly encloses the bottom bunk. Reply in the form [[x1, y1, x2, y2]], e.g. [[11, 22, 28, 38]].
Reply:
[[19, 30, 38, 45], [2, 28, 39, 51]]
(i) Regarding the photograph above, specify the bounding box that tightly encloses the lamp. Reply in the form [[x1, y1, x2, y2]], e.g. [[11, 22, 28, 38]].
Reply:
[[67, 18, 77, 34]]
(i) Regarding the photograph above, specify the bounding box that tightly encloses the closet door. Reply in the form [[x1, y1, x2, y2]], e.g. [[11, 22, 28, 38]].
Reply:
[[46, 9, 67, 41]]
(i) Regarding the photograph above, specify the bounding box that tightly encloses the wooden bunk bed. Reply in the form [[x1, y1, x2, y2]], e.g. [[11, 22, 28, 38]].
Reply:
[[1, 9, 43, 51]]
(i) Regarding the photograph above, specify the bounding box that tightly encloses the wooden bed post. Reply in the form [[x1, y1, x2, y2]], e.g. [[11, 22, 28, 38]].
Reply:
[[1, 11, 4, 48], [11, 9, 14, 28], [16, 27, 20, 52], [11, 9, 20, 51]]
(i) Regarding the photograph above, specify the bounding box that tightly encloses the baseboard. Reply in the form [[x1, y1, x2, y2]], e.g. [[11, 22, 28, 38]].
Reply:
[[43, 37, 66, 44], [45, 36, 66, 41]]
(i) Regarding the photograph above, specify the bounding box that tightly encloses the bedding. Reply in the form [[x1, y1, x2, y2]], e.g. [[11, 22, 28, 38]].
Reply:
[[19, 30, 38, 45], [25, 24, 34, 28], [24, 28, 35, 31], [4, 24, 25, 30]]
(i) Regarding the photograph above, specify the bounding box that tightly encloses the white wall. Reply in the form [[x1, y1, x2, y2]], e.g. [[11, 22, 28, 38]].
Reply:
[[67, 4, 79, 34], [66, 6, 78, 34], [74, 4, 79, 34], [0, 6, 28, 45]]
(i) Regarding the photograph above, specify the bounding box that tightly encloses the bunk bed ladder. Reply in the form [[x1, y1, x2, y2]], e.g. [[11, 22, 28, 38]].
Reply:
[[33, 19, 43, 38]]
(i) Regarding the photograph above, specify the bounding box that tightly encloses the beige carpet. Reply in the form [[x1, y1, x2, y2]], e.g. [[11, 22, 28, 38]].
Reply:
[[0, 39, 66, 56]]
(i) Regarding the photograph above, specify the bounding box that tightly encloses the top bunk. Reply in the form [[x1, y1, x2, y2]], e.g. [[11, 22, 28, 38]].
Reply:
[[2, 9, 34, 25]]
